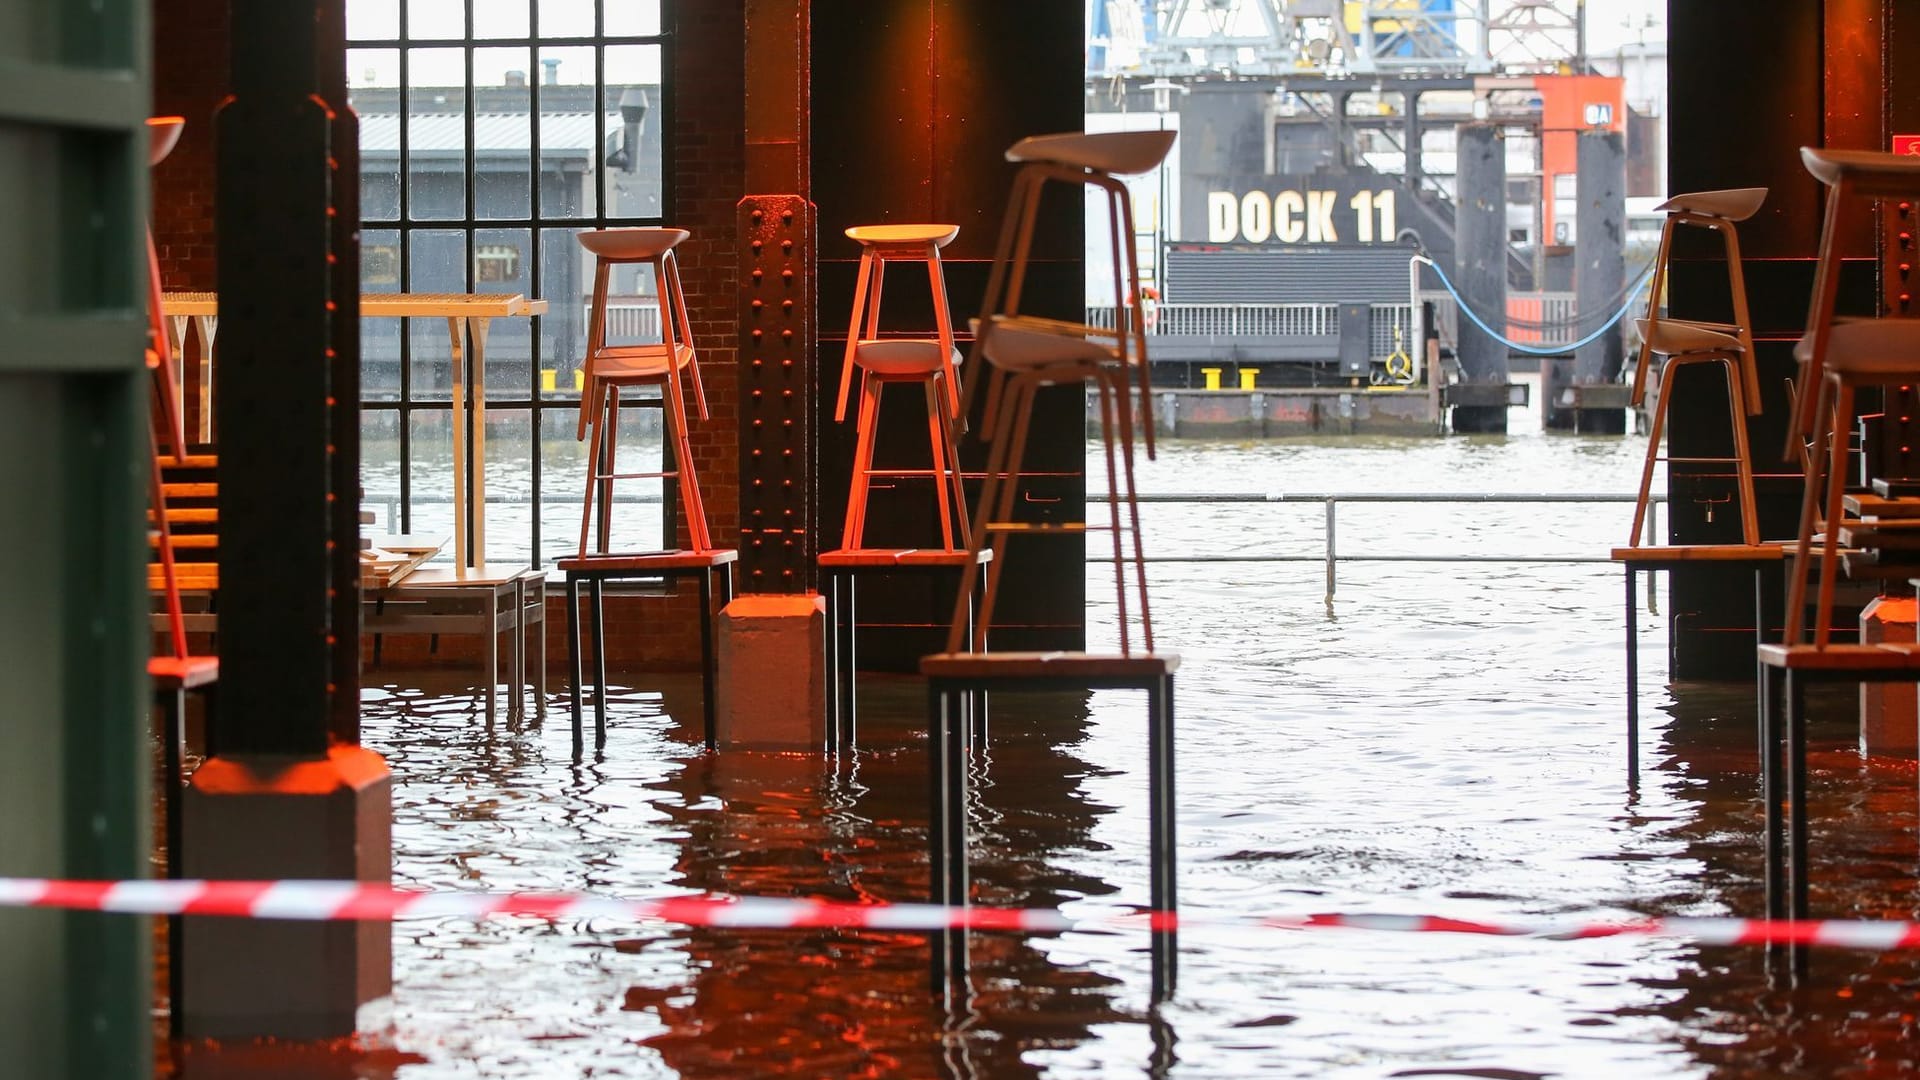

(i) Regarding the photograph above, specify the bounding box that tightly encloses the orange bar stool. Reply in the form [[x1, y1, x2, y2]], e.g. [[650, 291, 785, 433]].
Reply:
[[835, 223, 969, 550], [1627, 187, 1767, 547], [948, 129, 1176, 657], [1784, 149, 1920, 648], [574, 227, 713, 555], [563, 227, 735, 754]]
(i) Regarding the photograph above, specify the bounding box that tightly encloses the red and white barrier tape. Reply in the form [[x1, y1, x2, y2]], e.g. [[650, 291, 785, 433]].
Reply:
[[4, 878, 1918, 949]]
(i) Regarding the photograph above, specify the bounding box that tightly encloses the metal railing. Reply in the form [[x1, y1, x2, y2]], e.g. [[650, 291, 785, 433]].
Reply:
[[1085, 291, 1584, 360], [1093, 491, 1664, 600]]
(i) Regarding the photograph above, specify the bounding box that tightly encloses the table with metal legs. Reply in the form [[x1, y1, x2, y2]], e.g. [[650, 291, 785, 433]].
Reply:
[[1612, 544, 1780, 786], [820, 547, 988, 752], [920, 651, 1178, 1007], [560, 551, 737, 755]]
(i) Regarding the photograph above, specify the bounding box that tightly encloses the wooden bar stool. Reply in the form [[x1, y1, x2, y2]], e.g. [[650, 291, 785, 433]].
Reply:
[[1755, 148, 1920, 982], [1783, 149, 1920, 648], [575, 227, 713, 555], [1627, 187, 1767, 547], [948, 130, 1176, 657], [835, 224, 969, 550]]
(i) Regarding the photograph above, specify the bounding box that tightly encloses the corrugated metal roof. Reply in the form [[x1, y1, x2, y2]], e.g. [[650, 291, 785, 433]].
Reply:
[[358, 112, 611, 154]]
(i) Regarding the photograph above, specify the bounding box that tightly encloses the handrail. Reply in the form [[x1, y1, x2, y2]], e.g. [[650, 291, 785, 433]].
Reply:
[[1092, 490, 1666, 599]]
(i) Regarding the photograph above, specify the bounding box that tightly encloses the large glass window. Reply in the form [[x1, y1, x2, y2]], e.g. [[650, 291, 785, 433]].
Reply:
[[350, 0, 669, 566]]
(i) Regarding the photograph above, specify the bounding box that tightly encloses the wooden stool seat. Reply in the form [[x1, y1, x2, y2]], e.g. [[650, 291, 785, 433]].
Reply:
[[1625, 186, 1765, 548], [1004, 129, 1177, 175], [1800, 146, 1920, 190], [575, 227, 715, 554], [845, 223, 958, 247], [148, 116, 184, 166], [1656, 187, 1767, 220], [834, 222, 968, 551], [577, 226, 689, 260]]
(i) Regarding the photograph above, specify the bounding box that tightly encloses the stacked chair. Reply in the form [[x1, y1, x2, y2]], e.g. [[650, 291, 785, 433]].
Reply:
[[559, 227, 736, 753], [920, 129, 1181, 1007]]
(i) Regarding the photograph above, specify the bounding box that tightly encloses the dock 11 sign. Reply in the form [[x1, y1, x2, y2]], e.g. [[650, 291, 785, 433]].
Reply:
[[1202, 182, 1398, 245]]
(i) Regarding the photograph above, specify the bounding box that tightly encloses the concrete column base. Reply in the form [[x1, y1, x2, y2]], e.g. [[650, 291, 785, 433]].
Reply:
[[1860, 597, 1919, 758], [716, 594, 826, 750], [180, 745, 393, 1039]]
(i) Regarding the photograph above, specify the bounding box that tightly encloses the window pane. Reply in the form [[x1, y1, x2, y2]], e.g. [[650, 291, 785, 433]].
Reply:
[[407, 48, 466, 220], [361, 227, 403, 399], [538, 0, 594, 38], [540, 402, 665, 563], [603, 45, 662, 221], [537, 46, 596, 218], [474, 0, 531, 40], [539, 226, 588, 400], [409, 229, 468, 398], [407, 0, 464, 39], [407, 409, 458, 557], [349, 50, 402, 220], [476, 227, 534, 399], [480, 408, 533, 565], [361, 409, 404, 535], [605, 1, 662, 37], [474, 47, 532, 219], [348, 0, 399, 41]]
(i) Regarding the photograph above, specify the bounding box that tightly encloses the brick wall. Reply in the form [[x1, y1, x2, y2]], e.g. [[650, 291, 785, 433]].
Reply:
[[152, 0, 226, 291]]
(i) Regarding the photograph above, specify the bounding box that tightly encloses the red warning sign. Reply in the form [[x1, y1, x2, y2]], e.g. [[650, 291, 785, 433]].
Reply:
[[1894, 135, 1920, 156]]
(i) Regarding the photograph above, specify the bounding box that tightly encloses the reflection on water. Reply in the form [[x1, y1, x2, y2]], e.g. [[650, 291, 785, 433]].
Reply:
[[166, 432, 1920, 1077]]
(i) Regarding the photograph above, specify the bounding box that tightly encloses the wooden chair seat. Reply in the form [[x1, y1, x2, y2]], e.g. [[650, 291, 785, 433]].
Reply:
[[1637, 317, 1742, 355], [1800, 146, 1920, 192], [979, 315, 1117, 369], [590, 342, 696, 380], [1792, 317, 1920, 372], [850, 339, 957, 374]]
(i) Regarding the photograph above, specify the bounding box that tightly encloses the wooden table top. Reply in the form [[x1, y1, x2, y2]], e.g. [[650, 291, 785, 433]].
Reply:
[[162, 292, 548, 318]]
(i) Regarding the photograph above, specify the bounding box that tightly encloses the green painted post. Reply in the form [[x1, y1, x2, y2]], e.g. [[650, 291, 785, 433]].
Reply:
[[0, 0, 153, 1075]]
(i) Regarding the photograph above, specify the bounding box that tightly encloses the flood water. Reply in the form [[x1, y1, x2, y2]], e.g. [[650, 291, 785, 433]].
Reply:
[[166, 428, 1920, 1078]]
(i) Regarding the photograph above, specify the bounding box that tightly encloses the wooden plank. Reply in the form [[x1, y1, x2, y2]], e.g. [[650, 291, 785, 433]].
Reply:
[[1610, 544, 1785, 564], [1845, 493, 1920, 520], [1756, 643, 1920, 670], [557, 549, 739, 572]]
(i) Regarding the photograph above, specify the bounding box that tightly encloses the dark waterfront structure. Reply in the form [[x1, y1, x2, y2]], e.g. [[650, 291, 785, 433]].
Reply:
[[3, 0, 1919, 1073]]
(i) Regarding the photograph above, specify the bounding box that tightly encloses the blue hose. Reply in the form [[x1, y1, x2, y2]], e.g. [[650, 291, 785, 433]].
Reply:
[[1421, 260, 1654, 357]]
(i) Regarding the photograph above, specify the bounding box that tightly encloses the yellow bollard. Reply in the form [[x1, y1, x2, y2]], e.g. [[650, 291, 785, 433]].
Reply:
[[540, 369, 558, 392], [573, 369, 586, 391], [1239, 367, 1259, 390], [1200, 367, 1222, 391]]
